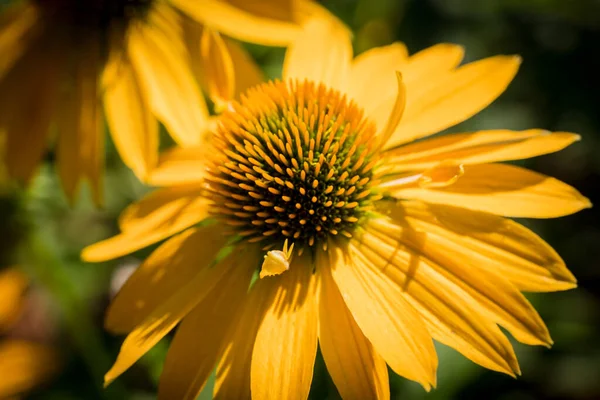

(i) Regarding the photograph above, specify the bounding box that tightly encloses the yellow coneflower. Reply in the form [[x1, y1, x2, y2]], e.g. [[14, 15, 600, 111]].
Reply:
[[83, 18, 591, 400], [0, 0, 326, 204], [0, 267, 57, 398]]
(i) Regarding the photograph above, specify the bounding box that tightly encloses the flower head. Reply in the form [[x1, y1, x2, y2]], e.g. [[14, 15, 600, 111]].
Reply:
[[83, 17, 590, 400], [0, 0, 324, 204]]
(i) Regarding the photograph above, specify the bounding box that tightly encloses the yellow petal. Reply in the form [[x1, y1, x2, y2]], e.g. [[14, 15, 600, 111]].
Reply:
[[223, 36, 264, 99], [56, 37, 104, 206], [384, 129, 580, 171], [148, 146, 208, 187], [386, 55, 521, 148], [128, 4, 208, 146], [349, 42, 408, 118], [389, 163, 591, 218], [375, 72, 406, 148], [157, 247, 256, 400], [283, 17, 352, 92], [199, 27, 235, 109], [104, 224, 228, 334], [353, 224, 521, 374], [251, 253, 318, 400], [371, 202, 568, 344], [0, 2, 39, 79], [324, 245, 437, 390], [0, 340, 58, 398], [0, 268, 28, 331], [401, 43, 465, 87], [102, 49, 157, 181], [214, 277, 273, 400], [0, 34, 61, 182], [81, 186, 208, 262], [172, 0, 300, 46], [318, 260, 390, 399], [104, 245, 250, 386]]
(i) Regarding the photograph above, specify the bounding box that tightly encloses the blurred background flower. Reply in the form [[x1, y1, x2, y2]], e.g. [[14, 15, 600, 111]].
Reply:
[[1, 0, 599, 399]]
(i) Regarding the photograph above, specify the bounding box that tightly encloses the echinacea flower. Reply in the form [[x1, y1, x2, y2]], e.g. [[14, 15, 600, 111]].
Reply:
[[0, 267, 57, 398], [83, 18, 591, 399], [0, 0, 324, 204]]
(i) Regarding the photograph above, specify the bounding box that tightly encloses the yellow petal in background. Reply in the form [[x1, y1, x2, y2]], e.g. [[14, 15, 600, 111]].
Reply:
[[385, 129, 580, 171], [128, 4, 208, 146], [104, 224, 228, 334], [103, 51, 157, 181], [318, 259, 390, 400], [104, 246, 252, 386], [0, 2, 39, 79], [148, 146, 209, 186], [389, 163, 591, 218], [157, 247, 256, 400], [251, 254, 318, 400], [56, 37, 104, 206], [387, 55, 521, 148], [0, 268, 28, 331], [199, 27, 235, 109], [326, 245, 438, 390], [172, 0, 300, 46], [283, 17, 352, 92]]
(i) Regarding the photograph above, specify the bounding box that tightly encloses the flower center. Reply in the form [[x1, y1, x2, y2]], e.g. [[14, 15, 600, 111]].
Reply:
[[206, 80, 382, 251]]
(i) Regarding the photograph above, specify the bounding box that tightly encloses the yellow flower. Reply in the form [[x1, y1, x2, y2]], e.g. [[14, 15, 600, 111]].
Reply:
[[83, 18, 591, 400], [0, 268, 57, 398], [0, 0, 324, 204]]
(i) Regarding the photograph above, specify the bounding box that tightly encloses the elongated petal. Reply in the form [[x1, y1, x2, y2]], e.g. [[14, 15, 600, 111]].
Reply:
[[128, 4, 208, 146], [380, 200, 576, 293], [386, 55, 521, 148], [325, 245, 437, 390], [81, 186, 208, 262], [0, 268, 28, 331], [148, 146, 208, 186], [157, 247, 256, 400], [214, 277, 273, 399], [401, 43, 465, 87], [318, 259, 390, 399], [283, 17, 352, 92], [0, 340, 58, 398], [375, 72, 406, 148], [251, 254, 318, 400], [353, 225, 521, 374], [389, 163, 591, 218], [199, 27, 234, 108], [104, 246, 250, 386], [56, 37, 103, 205], [224, 37, 264, 99], [349, 42, 408, 114], [0, 3, 40, 79], [105, 225, 228, 334], [103, 49, 157, 180], [384, 129, 580, 170], [172, 0, 300, 46], [0, 34, 61, 182]]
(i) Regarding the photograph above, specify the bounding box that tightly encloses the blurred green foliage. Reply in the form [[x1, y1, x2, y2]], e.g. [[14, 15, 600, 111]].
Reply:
[[1, 0, 599, 399]]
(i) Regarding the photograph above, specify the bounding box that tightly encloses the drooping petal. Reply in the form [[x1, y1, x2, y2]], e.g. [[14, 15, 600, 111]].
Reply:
[[214, 277, 273, 400], [148, 146, 209, 186], [157, 246, 257, 400], [0, 2, 40, 79], [388, 163, 591, 218], [283, 17, 352, 92], [102, 46, 158, 181], [386, 55, 521, 148], [56, 37, 104, 205], [251, 254, 318, 400], [104, 224, 228, 334], [384, 129, 580, 171], [352, 224, 521, 375], [81, 186, 208, 262], [325, 245, 438, 390], [0, 340, 58, 398], [104, 245, 252, 386], [379, 200, 576, 293], [172, 0, 300, 46], [0, 268, 28, 331], [0, 34, 61, 182], [128, 4, 208, 146], [318, 258, 390, 399]]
